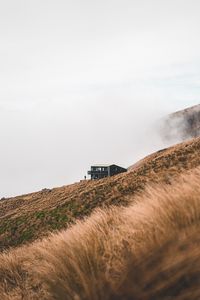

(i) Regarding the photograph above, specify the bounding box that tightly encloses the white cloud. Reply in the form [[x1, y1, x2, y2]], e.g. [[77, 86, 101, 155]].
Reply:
[[0, 0, 200, 196]]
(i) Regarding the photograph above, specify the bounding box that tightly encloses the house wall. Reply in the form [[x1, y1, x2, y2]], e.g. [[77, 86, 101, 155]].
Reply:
[[88, 165, 127, 180], [110, 165, 127, 176]]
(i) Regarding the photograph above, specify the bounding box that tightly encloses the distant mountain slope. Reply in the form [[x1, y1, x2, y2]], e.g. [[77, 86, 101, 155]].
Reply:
[[162, 104, 200, 141], [1, 137, 200, 251]]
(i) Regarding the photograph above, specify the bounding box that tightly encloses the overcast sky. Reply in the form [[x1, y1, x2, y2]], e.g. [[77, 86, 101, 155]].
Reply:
[[1, 0, 200, 197]]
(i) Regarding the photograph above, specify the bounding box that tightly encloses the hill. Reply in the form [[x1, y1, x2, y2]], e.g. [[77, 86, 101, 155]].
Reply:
[[1, 165, 200, 299], [1, 137, 200, 250], [162, 103, 200, 141]]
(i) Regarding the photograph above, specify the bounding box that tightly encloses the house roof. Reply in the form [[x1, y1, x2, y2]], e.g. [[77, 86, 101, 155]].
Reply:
[[91, 164, 126, 169], [91, 164, 112, 167]]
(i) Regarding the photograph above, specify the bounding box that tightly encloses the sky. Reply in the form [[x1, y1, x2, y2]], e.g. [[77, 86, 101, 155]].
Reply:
[[1, 0, 200, 197]]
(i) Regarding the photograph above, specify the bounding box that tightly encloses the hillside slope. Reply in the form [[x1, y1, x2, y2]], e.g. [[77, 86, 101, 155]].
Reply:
[[162, 103, 200, 141], [1, 137, 200, 250], [1, 167, 200, 299]]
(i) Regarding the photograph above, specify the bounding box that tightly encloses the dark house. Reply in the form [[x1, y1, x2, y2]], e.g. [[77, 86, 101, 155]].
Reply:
[[88, 164, 127, 180]]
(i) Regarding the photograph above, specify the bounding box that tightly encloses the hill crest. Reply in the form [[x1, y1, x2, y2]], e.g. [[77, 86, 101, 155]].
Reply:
[[1, 137, 200, 251]]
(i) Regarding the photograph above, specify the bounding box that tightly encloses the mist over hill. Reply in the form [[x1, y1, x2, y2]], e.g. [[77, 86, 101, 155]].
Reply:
[[161, 104, 200, 142]]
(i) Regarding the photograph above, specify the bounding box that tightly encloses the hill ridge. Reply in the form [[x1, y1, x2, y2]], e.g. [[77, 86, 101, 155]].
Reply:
[[1, 137, 200, 250]]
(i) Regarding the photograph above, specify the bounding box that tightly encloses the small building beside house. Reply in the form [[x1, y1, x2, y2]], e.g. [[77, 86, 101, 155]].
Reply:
[[87, 164, 127, 180]]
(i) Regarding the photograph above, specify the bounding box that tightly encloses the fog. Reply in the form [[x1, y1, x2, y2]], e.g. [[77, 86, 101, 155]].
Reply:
[[1, 0, 200, 197]]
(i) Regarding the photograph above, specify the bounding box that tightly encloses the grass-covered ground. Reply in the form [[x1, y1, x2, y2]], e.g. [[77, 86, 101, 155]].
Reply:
[[1, 166, 200, 299], [1, 137, 200, 250]]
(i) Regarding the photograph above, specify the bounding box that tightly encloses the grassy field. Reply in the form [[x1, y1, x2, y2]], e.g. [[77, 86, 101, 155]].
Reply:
[[1, 137, 200, 250], [1, 166, 200, 299]]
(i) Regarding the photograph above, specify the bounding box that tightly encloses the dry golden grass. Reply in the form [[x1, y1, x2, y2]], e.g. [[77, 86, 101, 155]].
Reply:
[[1, 167, 200, 299], [1, 137, 200, 250]]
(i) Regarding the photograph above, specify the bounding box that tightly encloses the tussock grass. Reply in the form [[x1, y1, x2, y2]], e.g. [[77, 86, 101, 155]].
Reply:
[[1, 167, 200, 298]]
